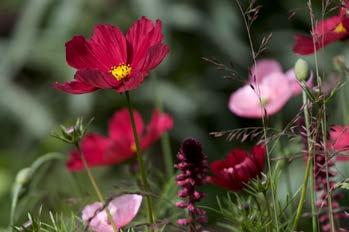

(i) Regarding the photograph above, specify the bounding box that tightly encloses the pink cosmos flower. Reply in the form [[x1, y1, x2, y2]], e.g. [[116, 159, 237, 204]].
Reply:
[[329, 125, 349, 161], [293, 1, 349, 55], [82, 194, 142, 231], [229, 59, 311, 118], [53, 16, 169, 93], [68, 108, 173, 171]]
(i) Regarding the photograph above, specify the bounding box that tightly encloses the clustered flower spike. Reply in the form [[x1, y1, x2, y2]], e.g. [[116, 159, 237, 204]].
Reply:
[[175, 138, 208, 229]]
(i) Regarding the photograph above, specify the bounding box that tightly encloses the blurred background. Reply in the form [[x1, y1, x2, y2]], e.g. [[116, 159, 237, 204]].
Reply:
[[1, 0, 349, 230]]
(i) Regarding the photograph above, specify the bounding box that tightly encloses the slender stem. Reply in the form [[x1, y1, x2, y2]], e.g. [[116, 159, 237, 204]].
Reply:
[[125, 91, 155, 229], [307, 0, 335, 230], [233, 1, 279, 230], [76, 144, 119, 232], [292, 91, 317, 231], [262, 191, 273, 232]]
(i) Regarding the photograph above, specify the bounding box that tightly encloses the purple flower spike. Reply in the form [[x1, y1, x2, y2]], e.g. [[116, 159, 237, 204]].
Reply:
[[174, 138, 208, 231]]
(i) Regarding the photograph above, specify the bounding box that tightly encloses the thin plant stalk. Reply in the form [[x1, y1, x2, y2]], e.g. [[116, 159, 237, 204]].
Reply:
[[292, 90, 317, 231], [233, 1, 280, 230], [75, 144, 119, 232], [125, 91, 155, 229], [308, 0, 335, 230]]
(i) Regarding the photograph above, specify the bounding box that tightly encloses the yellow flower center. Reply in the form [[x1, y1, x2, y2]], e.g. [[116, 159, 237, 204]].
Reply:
[[131, 143, 137, 153], [334, 23, 346, 33], [110, 64, 132, 81]]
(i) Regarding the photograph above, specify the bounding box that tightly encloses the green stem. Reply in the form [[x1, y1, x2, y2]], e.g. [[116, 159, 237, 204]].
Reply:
[[262, 191, 273, 231], [76, 144, 119, 232], [125, 91, 155, 229], [292, 91, 316, 231]]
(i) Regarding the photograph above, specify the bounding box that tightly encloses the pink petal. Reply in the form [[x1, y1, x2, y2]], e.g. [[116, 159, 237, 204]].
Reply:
[[52, 79, 97, 94], [136, 43, 169, 73], [81, 194, 142, 232], [140, 109, 173, 149], [249, 59, 282, 83], [109, 194, 143, 228], [229, 73, 292, 118]]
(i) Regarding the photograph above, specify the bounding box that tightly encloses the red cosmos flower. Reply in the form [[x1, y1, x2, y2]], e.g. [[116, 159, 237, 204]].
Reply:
[[209, 145, 265, 191], [293, 2, 349, 55], [329, 125, 349, 161], [53, 16, 169, 94], [68, 108, 173, 171]]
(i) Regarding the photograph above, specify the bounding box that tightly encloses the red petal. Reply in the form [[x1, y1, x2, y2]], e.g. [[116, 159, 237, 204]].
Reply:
[[67, 133, 111, 171], [76, 69, 120, 89], [136, 44, 169, 73], [226, 149, 248, 165], [251, 144, 266, 170], [108, 108, 144, 146], [140, 110, 173, 150], [52, 72, 97, 94], [293, 35, 317, 55], [66, 25, 127, 71], [126, 17, 165, 67]]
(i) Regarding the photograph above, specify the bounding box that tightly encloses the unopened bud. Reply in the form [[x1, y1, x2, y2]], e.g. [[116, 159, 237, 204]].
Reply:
[[16, 168, 33, 185], [294, 58, 310, 82]]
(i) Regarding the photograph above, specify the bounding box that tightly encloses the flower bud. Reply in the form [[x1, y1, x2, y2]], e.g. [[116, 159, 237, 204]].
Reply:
[[294, 58, 310, 82], [15, 168, 33, 185]]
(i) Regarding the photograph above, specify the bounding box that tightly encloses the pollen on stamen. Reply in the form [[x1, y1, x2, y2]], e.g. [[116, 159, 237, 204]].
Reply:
[[110, 64, 132, 81], [334, 23, 346, 33]]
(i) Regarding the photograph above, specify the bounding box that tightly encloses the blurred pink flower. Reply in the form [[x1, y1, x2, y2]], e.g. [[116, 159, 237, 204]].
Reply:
[[229, 59, 311, 118], [329, 125, 349, 161], [82, 194, 142, 231]]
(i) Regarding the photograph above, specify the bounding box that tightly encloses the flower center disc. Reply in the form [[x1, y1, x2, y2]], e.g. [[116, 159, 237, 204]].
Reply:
[[111, 64, 132, 81], [334, 23, 346, 33]]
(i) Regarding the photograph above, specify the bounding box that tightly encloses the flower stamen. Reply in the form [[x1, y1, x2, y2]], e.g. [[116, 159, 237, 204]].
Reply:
[[334, 23, 346, 33], [110, 64, 132, 81]]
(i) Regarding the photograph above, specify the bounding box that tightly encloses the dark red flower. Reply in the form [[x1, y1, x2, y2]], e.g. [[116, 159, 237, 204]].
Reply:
[[293, 2, 349, 55], [53, 16, 169, 94], [209, 145, 265, 191], [68, 108, 173, 171], [329, 125, 349, 161]]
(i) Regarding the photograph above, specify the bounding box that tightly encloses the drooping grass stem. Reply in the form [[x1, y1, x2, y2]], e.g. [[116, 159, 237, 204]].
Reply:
[[75, 144, 119, 232], [125, 91, 155, 230]]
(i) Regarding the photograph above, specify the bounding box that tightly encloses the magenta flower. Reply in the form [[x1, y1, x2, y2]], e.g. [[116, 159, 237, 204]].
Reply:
[[68, 108, 173, 171], [82, 194, 142, 231], [209, 145, 265, 191], [229, 59, 311, 118], [293, 1, 349, 55], [329, 125, 349, 161], [53, 16, 169, 94]]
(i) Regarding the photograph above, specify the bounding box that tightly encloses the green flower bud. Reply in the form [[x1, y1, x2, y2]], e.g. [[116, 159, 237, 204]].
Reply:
[[294, 58, 310, 82], [15, 168, 33, 185]]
